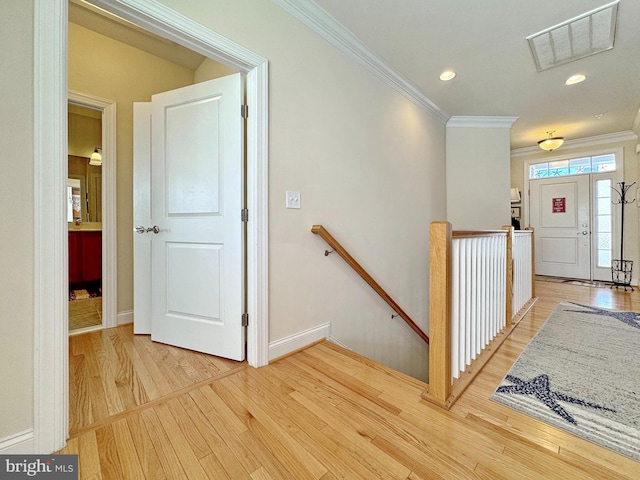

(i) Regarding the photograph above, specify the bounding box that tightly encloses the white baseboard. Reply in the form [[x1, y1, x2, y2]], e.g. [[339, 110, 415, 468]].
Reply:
[[117, 310, 133, 326], [327, 335, 352, 351], [0, 429, 35, 454], [268, 323, 330, 361]]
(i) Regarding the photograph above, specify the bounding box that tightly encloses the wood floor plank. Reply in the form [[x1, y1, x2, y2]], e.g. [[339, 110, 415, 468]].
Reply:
[[289, 352, 402, 416], [108, 329, 147, 412], [165, 397, 211, 460], [94, 424, 125, 480], [78, 335, 111, 424], [139, 407, 187, 479], [176, 394, 253, 480], [110, 418, 146, 480], [130, 335, 175, 398], [558, 444, 640, 480], [502, 441, 607, 480], [187, 387, 261, 474], [371, 434, 470, 480], [222, 376, 328, 479], [141, 338, 188, 392], [69, 353, 92, 431], [77, 430, 102, 479], [290, 390, 412, 479], [250, 466, 274, 480], [125, 339, 162, 401], [236, 428, 302, 480], [126, 413, 167, 480], [198, 453, 232, 480], [153, 402, 209, 480], [89, 331, 125, 416]]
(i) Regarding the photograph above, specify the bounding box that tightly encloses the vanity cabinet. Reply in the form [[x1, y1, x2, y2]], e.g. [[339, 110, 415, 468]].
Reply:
[[69, 230, 102, 285]]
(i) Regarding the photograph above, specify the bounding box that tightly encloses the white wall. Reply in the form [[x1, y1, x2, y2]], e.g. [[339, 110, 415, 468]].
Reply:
[[0, 0, 34, 440], [446, 118, 515, 230], [160, 0, 446, 375]]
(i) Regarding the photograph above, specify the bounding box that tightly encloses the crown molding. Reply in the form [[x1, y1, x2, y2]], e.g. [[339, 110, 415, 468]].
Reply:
[[511, 130, 638, 158], [271, 0, 449, 123], [447, 116, 519, 129]]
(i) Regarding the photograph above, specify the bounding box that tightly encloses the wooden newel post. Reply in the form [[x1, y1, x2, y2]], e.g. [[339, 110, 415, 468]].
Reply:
[[425, 221, 452, 407], [503, 225, 514, 327]]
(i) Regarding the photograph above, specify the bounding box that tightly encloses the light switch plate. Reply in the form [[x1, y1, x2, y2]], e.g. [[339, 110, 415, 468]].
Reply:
[[286, 191, 301, 209]]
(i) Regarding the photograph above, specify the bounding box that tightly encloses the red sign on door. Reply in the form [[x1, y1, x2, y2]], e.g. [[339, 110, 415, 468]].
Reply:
[[552, 197, 566, 213]]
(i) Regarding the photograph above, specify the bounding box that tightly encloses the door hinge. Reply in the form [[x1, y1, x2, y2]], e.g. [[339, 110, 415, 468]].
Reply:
[[241, 104, 248, 119], [241, 208, 249, 222], [242, 313, 249, 327]]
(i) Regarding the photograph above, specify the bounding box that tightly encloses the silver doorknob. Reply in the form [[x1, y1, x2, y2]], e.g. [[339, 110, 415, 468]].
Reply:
[[134, 225, 160, 234], [577, 231, 588, 235]]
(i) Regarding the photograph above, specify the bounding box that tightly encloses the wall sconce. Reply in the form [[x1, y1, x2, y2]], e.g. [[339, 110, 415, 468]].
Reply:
[[510, 187, 521, 203], [89, 147, 102, 166]]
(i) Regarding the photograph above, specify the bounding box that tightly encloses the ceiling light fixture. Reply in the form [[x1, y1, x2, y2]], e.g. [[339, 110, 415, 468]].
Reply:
[[439, 70, 456, 81], [565, 74, 586, 85], [537, 130, 565, 151], [89, 147, 102, 166]]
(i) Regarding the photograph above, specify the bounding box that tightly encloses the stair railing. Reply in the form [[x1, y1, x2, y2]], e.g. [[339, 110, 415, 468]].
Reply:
[[512, 228, 535, 317], [311, 225, 429, 344], [423, 222, 536, 409]]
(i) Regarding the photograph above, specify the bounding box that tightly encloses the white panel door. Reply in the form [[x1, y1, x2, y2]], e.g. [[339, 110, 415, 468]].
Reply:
[[148, 74, 244, 361], [133, 102, 152, 334], [530, 175, 591, 279]]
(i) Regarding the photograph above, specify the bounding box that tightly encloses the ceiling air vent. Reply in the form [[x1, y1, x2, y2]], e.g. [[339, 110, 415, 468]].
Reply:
[[526, 0, 619, 72]]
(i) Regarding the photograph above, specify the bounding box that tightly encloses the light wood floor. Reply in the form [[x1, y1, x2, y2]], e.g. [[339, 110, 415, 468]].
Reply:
[[59, 281, 640, 479]]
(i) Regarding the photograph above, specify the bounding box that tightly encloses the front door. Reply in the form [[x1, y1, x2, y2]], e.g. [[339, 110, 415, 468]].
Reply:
[[530, 175, 591, 279], [133, 73, 245, 361]]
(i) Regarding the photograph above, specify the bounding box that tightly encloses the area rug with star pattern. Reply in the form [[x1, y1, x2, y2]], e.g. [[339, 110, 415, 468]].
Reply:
[[491, 302, 640, 462]]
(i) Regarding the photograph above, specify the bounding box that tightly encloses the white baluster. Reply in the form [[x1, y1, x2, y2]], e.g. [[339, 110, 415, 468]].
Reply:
[[452, 238, 460, 379]]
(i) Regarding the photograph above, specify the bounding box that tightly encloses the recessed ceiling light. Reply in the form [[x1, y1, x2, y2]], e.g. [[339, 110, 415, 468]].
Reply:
[[440, 70, 456, 81], [565, 74, 586, 85]]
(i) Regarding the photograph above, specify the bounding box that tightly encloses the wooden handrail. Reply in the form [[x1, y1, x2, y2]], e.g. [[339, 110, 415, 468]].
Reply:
[[311, 225, 429, 344], [452, 230, 508, 238]]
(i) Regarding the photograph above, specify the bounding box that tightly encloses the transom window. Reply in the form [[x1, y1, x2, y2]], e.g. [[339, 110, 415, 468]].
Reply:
[[529, 153, 616, 179]]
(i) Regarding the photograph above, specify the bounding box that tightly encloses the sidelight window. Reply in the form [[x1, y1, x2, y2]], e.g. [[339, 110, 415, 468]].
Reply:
[[594, 178, 613, 268]]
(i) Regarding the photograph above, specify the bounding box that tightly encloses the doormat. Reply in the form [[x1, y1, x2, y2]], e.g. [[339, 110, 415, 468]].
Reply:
[[491, 302, 640, 461], [69, 287, 101, 301], [535, 275, 612, 288]]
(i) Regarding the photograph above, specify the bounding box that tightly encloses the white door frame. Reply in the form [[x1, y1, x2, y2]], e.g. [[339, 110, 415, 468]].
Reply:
[[522, 147, 624, 278], [68, 91, 118, 331], [34, 0, 269, 453]]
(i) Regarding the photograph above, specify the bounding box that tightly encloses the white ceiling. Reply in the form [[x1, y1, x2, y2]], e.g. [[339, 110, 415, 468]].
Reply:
[[311, 0, 640, 150]]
